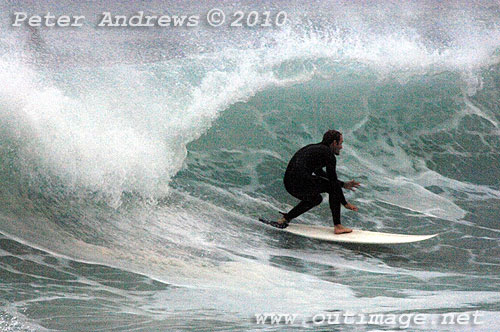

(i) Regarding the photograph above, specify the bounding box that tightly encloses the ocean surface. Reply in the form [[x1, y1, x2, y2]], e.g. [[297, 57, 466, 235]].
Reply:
[[1, 0, 500, 331]]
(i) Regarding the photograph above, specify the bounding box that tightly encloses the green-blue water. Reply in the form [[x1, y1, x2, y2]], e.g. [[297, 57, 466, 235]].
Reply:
[[1, 1, 499, 331]]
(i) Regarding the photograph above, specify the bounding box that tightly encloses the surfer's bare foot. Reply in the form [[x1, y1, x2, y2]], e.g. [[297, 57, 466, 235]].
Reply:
[[334, 224, 352, 234]]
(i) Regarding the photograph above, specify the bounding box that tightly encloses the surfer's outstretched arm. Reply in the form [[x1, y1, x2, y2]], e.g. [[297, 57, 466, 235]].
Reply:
[[314, 167, 345, 187], [325, 159, 347, 206]]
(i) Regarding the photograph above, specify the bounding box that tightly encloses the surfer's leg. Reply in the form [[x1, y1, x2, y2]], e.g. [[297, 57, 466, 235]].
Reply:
[[312, 179, 351, 232], [310, 177, 343, 226], [328, 189, 353, 233], [281, 175, 329, 222], [329, 194, 341, 226], [281, 195, 323, 221]]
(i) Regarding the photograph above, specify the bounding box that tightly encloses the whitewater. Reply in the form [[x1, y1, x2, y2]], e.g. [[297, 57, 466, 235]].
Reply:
[[1, 0, 499, 331]]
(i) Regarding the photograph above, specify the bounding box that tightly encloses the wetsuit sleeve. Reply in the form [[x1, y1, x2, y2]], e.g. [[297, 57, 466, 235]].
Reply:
[[315, 167, 344, 188], [326, 156, 348, 206]]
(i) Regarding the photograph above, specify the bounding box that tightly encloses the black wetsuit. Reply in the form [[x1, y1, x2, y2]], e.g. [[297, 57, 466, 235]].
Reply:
[[282, 142, 347, 225]]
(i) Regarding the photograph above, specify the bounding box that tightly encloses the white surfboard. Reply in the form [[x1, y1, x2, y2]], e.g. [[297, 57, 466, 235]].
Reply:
[[259, 219, 437, 244]]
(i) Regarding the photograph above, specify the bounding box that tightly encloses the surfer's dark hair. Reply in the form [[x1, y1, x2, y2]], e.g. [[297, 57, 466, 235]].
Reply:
[[322, 130, 342, 145]]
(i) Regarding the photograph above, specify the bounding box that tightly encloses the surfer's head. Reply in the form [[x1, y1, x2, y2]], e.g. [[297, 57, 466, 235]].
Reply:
[[322, 130, 343, 155]]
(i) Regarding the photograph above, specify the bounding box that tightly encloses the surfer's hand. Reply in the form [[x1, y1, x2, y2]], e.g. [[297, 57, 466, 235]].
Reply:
[[343, 180, 360, 191], [344, 203, 358, 211]]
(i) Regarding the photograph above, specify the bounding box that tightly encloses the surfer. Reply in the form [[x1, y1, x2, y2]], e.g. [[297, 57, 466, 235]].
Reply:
[[276, 130, 360, 234]]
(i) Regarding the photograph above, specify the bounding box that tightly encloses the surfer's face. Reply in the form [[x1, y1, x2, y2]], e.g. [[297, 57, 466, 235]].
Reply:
[[330, 135, 343, 155]]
